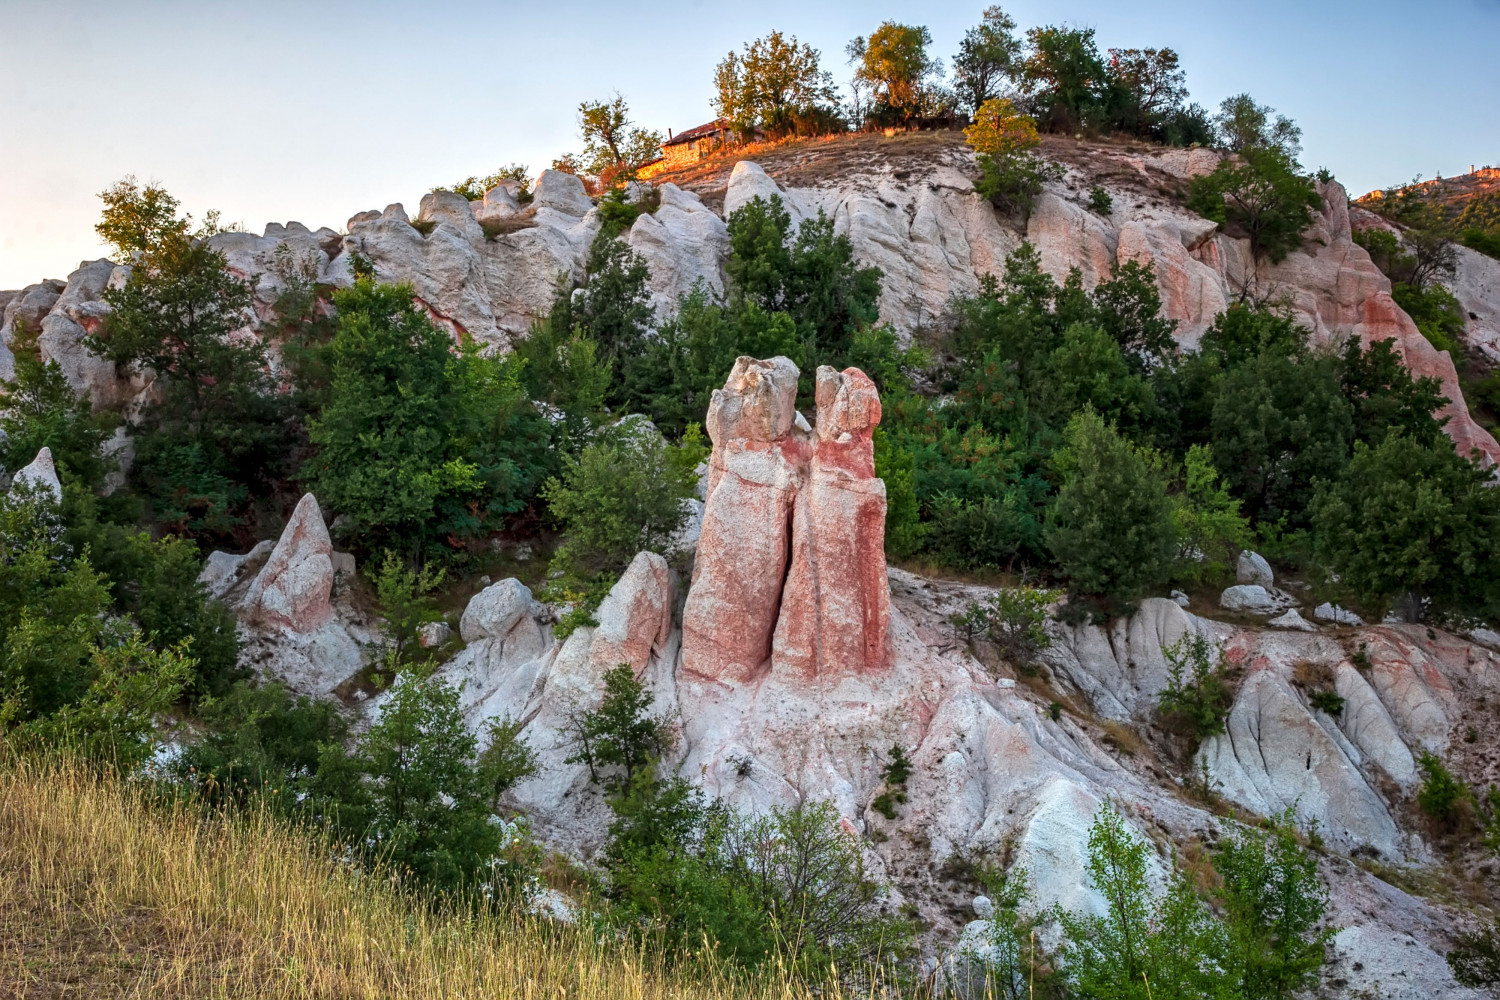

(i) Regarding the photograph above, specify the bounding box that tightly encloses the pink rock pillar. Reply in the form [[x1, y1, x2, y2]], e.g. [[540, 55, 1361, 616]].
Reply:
[[772, 367, 892, 680], [680, 357, 807, 685]]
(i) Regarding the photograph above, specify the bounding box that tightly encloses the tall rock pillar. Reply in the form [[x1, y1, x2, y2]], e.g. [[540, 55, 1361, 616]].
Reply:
[[680, 356, 807, 684], [772, 366, 891, 680]]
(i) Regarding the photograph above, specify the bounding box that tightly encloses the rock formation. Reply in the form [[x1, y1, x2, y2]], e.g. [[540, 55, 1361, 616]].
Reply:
[[681, 358, 890, 686], [241, 493, 336, 633], [9, 446, 61, 502]]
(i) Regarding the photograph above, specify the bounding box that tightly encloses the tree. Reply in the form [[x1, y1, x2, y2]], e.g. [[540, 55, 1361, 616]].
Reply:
[[542, 420, 700, 582], [88, 178, 288, 538], [1056, 801, 1228, 1000], [1045, 409, 1177, 604], [578, 94, 664, 181], [342, 669, 523, 893], [723, 195, 881, 368], [0, 320, 118, 491], [301, 279, 549, 558], [1311, 432, 1500, 620], [849, 22, 942, 122], [951, 7, 1022, 116], [446, 163, 530, 203], [1169, 444, 1250, 582], [713, 31, 836, 137], [1214, 811, 1333, 1000], [565, 664, 676, 794], [1213, 94, 1303, 160], [966, 98, 1062, 217], [1020, 25, 1108, 133], [1187, 146, 1322, 264], [1105, 47, 1187, 138]]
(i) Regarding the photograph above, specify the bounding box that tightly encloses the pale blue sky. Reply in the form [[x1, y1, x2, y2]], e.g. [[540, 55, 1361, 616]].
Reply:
[[2, 0, 1497, 288]]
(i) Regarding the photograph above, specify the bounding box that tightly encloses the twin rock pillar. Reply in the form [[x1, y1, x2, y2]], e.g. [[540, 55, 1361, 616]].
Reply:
[[681, 356, 892, 685]]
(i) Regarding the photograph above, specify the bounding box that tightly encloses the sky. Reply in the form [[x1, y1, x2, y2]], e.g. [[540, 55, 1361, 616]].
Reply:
[[2, 0, 1498, 289]]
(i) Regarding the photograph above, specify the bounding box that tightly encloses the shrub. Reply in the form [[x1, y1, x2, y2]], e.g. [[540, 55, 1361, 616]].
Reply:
[[975, 150, 1065, 218], [565, 664, 677, 795], [370, 552, 445, 661], [301, 279, 550, 559], [953, 588, 1059, 673], [1392, 282, 1466, 358], [1416, 751, 1468, 826], [1187, 147, 1321, 264], [542, 421, 700, 583], [1157, 632, 1233, 744], [1450, 920, 1500, 987], [447, 163, 530, 202], [0, 319, 118, 491], [1169, 444, 1250, 583], [1311, 433, 1500, 620], [965, 865, 1059, 999], [1088, 185, 1113, 214], [872, 743, 913, 819]]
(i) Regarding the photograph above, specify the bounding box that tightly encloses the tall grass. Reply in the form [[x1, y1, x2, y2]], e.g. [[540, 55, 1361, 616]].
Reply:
[[0, 751, 895, 999]]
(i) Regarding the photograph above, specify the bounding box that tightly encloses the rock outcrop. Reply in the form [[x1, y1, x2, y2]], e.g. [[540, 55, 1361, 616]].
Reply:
[[241, 493, 336, 633], [681, 358, 890, 686], [9, 446, 61, 502]]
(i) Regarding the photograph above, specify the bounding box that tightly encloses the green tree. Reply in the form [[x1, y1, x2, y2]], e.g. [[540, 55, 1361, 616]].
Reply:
[[1212, 94, 1303, 160], [1103, 47, 1188, 139], [1057, 801, 1228, 1000], [88, 179, 288, 538], [1188, 146, 1322, 264], [542, 420, 700, 582], [1214, 811, 1333, 1000], [1311, 433, 1500, 619], [566, 664, 676, 794], [370, 551, 445, 661], [335, 669, 528, 893], [578, 94, 664, 180], [301, 279, 549, 558], [714, 31, 836, 137], [1170, 444, 1250, 582], [1020, 25, 1108, 133], [1156, 632, 1233, 746], [951, 7, 1022, 116], [0, 320, 118, 490], [1045, 410, 1177, 604]]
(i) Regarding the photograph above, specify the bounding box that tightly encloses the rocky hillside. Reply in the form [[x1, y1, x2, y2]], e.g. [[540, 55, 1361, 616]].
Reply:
[[6, 133, 1500, 997]]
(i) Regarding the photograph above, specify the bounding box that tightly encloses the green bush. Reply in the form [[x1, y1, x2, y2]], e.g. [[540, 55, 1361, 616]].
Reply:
[[301, 279, 551, 559], [0, 319, 118, 491], [1392, 282, 1466, 358], [952, 587, 1059, 674], [542, 420, 700, 582], [1449, 919, 1500, 987], [1169, 444, 1250, 583], [1416, 751, 1468, 826], [975, 150, 1064, 217], [1187, 147, 1321, 264], [1088, 185, 1113, 214], [370, 552, 445, 661], [1157, 632, 1233, 744]]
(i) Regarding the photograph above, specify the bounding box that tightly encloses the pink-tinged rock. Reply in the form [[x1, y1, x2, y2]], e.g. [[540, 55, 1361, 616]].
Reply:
[[681, 357, 807, 685], [772, 367, 892, 680], [590, 551, 674, 675], [1116, 220, 1226, 348], [242, 493, 335, 633]]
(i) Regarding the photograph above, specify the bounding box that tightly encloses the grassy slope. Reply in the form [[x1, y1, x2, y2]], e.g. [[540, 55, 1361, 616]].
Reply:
[[0, 753, 865, 1000]]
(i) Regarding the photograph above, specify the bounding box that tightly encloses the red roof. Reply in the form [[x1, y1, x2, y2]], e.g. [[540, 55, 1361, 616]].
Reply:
[[664, 120, 729, 147]]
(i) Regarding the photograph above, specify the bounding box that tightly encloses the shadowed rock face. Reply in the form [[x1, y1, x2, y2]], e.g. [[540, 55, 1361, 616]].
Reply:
[[682, 358, 890, 687]]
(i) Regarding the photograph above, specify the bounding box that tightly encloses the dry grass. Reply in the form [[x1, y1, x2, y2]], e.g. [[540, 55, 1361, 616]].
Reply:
[[0, 753, 892, 999]]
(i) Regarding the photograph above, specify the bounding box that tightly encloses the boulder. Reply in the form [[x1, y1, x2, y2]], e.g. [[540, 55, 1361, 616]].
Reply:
[[530, 170, 593, 217], [1314, 602, 1364, 626], [10, 446, 61, 501], [1219, 585, 1280, 614], [475, 184, 520, 223], [241, 493, 335, 633], [417, 189, 484, 243], [419, 621, 453, 648], [588, 550, 673, 673], [1236, 550, 1274, 588], [1268, 609, 1316, 632], [460, 578, 535, 644]]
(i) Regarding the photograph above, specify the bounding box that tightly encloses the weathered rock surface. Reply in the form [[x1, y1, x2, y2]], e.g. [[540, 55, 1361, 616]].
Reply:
[[1236, 550, 1274, 588], [1220, 584, 1292, 614], [10, 446, 61, 501], [460, 577, 536, 644], [241, 493, 336, 634]]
